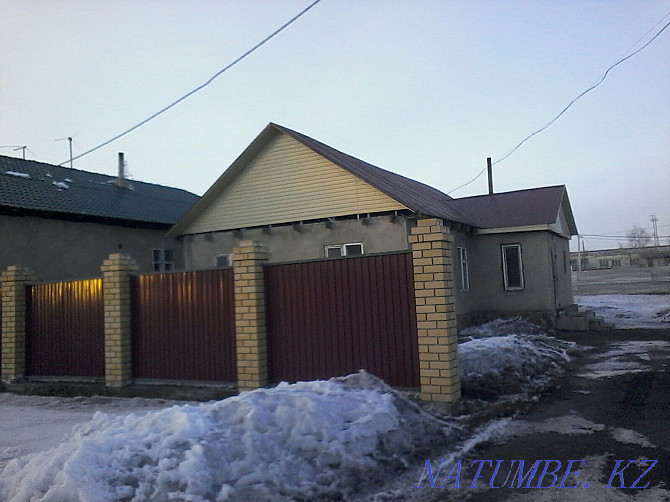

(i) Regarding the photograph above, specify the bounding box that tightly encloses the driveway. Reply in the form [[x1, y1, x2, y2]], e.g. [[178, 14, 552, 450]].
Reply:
[[416, 328, 670, 501]]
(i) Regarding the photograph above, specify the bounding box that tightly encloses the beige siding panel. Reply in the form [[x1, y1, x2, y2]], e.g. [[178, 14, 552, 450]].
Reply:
[[184, 134, 407, 233]]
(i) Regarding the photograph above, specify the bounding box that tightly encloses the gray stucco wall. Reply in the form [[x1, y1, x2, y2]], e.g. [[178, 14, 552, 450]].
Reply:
[[453, 230, 574, 325], [0, 214, 184, 282], [183, 215, 412, 268]]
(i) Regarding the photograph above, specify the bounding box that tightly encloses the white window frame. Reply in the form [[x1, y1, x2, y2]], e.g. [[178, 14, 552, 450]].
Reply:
[[152, 248, 174, 272], [214, 253, 233, 268], [457, 247, 469, 291], [324, 242, 364, 258], [501, 244, 524, 291]]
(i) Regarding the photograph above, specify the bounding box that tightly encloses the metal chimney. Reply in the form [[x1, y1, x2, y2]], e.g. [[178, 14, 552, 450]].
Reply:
[[115, 152, 129, 188], [487, 157, 493, 195]]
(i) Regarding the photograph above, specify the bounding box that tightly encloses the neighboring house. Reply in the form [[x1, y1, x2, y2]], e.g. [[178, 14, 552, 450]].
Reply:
[[1, 154, 199, 281], [571, 245, 670, 270], [169, 123, 578, 327]]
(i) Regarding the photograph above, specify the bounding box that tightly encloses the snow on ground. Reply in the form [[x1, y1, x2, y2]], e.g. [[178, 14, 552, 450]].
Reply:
[[578, 340, 670, 379], [0, 320, 580, 502], [576, 294, 670, 329], [459, 318, 580, 399], [0, 374, 459, 502]]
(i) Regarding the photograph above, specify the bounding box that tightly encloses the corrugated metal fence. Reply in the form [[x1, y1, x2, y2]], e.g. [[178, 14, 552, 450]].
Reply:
[[25, 279, 105, 378], [130, 269, 236, 382], [264, 252, 419, 387]]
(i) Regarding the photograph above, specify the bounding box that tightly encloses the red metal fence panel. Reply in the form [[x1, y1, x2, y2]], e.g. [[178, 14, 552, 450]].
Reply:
[[26, 279, 105, 378], [265, 252, 419, 387], [131, 269, 236, 382]]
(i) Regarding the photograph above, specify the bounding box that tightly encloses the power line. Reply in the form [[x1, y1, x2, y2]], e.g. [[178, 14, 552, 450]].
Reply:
[[448, 13, 670, 195], [58, 0, 323, 166]]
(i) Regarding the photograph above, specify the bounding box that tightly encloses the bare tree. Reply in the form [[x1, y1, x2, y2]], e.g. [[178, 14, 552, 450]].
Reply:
[[627, 225, 652, 248]]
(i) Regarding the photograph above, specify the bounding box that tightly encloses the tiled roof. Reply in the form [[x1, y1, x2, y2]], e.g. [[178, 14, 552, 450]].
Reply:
[[0, 155, 199, 225], [448, 185, 568, 229], [272, 124, 477, 226]]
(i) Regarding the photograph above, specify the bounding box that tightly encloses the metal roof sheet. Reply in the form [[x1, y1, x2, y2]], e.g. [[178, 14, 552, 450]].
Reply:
[[0, 155, 199, 225]]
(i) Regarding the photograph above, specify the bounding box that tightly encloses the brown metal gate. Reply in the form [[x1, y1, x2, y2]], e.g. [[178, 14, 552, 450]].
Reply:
[[131, 269, 236, 382], [25, 279, 105, 378], [265, 252, 419, 387]]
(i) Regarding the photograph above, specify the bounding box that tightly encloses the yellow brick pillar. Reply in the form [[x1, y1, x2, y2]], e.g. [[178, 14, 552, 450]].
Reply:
[[409, 218, 461, 402], [233, 240, 269, 391], [1, 266, 36, 383], [101, 254, 138, 387]]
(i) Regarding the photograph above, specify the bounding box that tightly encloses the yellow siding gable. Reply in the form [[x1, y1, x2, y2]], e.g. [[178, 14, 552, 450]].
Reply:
[[182, 133, 407, 234]]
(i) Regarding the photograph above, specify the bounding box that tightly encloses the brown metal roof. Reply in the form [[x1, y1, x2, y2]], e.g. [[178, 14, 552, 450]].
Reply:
[[272, 124, 476, 225], [448, 185, 568, 229]]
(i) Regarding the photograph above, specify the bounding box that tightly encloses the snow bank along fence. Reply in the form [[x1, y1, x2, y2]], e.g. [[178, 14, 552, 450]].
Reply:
[[0, 218, 461, 402]]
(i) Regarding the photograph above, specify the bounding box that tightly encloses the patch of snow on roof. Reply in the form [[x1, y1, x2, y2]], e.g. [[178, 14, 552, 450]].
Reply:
[[4, 171, 30, 178], [52, 181, 69, 190]]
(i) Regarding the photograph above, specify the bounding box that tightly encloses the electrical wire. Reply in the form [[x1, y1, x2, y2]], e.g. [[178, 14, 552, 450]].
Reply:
[[448, 13, 670, 195], [58, 0, 323, 166]]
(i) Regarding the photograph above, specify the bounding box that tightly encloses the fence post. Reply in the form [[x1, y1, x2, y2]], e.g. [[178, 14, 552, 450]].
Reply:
[[1, 266, 36, 383], [101, 254, 138, 387], [409, 218, 461, 402], [233, 240, 268, 391]]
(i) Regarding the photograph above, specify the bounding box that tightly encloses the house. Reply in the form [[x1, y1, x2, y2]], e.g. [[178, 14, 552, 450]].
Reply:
[[169, 123, 578, 327], [1, 153, 199, 281]]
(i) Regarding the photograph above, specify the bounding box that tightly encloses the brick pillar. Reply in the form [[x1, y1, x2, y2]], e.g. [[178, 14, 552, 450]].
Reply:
[[233, 240, 268, 391], [101, 254, 138, 387], [409, 218, 461, 402], [1, 266, 35, 382]]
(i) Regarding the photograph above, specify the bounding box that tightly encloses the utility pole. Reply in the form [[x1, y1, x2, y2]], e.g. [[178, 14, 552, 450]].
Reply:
[[650, 215, 659, 246]]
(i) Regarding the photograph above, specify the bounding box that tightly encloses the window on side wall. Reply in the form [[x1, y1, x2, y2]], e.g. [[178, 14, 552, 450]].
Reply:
[[457, 247, 469, 291], [215, 254, 232, 268], [325, 242, 364, 258], [153, 249, 174, 272], [501, 244, 524, 290]]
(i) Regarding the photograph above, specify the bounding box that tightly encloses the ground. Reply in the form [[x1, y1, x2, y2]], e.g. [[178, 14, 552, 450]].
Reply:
[[1, 294, 669, 501]]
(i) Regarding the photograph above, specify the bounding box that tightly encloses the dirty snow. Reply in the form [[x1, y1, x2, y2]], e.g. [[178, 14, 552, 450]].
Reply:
[[576, 294, 670, 329], [578, 340, 670, 379], [0, 373, 458, 502], [459, 318, 579, 398], [610, 427, 655, 448]]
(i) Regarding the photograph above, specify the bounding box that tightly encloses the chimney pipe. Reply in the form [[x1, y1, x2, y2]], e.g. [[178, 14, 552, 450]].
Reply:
[[116, 152, 129, 188], [487, 157, 493, 195]]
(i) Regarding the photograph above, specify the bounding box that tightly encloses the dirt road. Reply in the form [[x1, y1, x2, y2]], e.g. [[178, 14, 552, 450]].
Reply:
[[416, 329, 670, 501]]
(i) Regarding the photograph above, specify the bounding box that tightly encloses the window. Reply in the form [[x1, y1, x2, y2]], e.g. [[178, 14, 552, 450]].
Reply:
[[501, 244, 524, 290], [457, 247, 469, 291], [153, 249, 174, 272], [325, 242, 364, 258], [612, 259, 622, 267], [215, 254, 232, 268], [599, 259, 610, 268]]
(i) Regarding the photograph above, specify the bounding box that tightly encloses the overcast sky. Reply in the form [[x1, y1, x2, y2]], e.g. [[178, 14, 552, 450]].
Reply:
[[2, 0, 669, 251]]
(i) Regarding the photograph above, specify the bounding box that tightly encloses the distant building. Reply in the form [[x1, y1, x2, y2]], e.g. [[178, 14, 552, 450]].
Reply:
[[570, 245, 670, 270], [1, 154, 199, 281]]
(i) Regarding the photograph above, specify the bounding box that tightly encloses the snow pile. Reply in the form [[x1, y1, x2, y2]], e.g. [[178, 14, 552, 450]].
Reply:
[[52, 180, 70, 190], [576, 294, 670, 329], [459, 318, 579, 398], [0, 373, 458, 502]]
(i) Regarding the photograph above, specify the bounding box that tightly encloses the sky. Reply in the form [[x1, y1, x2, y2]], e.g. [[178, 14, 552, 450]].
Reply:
[[1, 0, 669, 251]]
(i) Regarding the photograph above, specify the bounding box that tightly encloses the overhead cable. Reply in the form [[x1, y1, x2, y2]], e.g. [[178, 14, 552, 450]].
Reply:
[[58, 0, 323, 166], [448, 14, 670, 195]]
